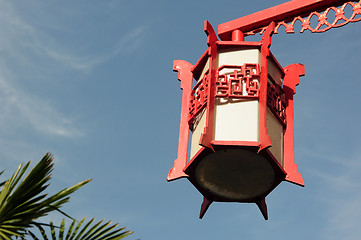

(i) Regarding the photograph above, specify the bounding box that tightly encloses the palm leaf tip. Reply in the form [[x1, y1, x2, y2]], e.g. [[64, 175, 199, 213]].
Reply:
[[0, 153, 91, 238], [29, 218, 133, 240]]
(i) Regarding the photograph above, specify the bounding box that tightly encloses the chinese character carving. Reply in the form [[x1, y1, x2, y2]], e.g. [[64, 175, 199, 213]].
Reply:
[[267, 82, 286, 124], [215, 64, 260, 98]]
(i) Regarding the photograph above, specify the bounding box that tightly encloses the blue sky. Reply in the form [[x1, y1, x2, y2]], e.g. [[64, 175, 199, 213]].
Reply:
[[0, 0, 360, 239]]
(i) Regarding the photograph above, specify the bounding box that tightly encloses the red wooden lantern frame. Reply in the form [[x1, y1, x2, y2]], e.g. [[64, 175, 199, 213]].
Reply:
[[167, 0, 361, 220]]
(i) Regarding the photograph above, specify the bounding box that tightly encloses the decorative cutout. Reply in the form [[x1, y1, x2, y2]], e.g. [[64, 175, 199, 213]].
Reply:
[[250, 0, 361, 36], [215, 64, 260, 98], [189, 70, 209, 123], [267, 82, 287, 125]]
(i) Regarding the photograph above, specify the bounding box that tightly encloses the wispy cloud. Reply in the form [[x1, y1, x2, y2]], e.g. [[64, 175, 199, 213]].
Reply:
[[300, 151, 361, 240], [42, 25, 147, 71], [0, 1, 82, 139], [0, 75, 82, 138], [0, 0, 148, 72], [112, 25, 147, 56], [323, 195, 361, 239], [0, 1, 148, 140]]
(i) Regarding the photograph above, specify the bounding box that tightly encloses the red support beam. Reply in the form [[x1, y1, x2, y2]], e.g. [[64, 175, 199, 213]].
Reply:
[[167, 60, 193, 181], [218, 0, 350, 40]]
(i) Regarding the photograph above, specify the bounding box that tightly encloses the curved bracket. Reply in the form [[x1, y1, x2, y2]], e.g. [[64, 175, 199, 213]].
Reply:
[[283, 63, 305, 187], [167, 60, 193, 182]]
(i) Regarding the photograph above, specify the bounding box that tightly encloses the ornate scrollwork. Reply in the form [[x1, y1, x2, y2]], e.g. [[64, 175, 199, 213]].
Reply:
[[215, 64, 260, 98], [267, 82, 287, 125], [249, 0, 361, 36], [189, 70, 209, 123]]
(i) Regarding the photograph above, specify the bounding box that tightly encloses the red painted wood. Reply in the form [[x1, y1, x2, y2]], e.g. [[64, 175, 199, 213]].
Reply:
[[199, 21, 218, 152], [211, 140, 259, 147], [167, 60, 193, 181], [283, 63, 305, 186], [258, 22, 274, 152], [218, 0, 350, 40]]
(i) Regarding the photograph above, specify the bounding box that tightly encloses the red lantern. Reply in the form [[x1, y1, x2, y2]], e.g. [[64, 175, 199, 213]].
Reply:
[[167, 21, 304, 220]]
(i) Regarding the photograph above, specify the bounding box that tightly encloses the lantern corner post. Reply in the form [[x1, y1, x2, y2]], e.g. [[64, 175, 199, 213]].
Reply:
[[258, 22, 275, 152], [282, 63, 305, 187], [167, 60, 193, 182], [199, 20, 218, 152]]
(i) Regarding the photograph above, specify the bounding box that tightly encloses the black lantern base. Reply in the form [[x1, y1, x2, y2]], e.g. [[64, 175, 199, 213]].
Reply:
[[184, 146, 286, 219]]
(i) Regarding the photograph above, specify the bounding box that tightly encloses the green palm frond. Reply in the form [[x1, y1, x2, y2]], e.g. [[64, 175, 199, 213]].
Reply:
[[28, 218, 133, 240], [0, 153, 91, 238]]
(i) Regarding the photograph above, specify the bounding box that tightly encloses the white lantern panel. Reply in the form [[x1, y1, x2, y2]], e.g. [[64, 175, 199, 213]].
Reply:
[[217, 47, 261, 67], [214, 98, 259, 142], [268, 55, 283, 85], [266, 109, 284, 165], [190, 109, 207, 159]]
